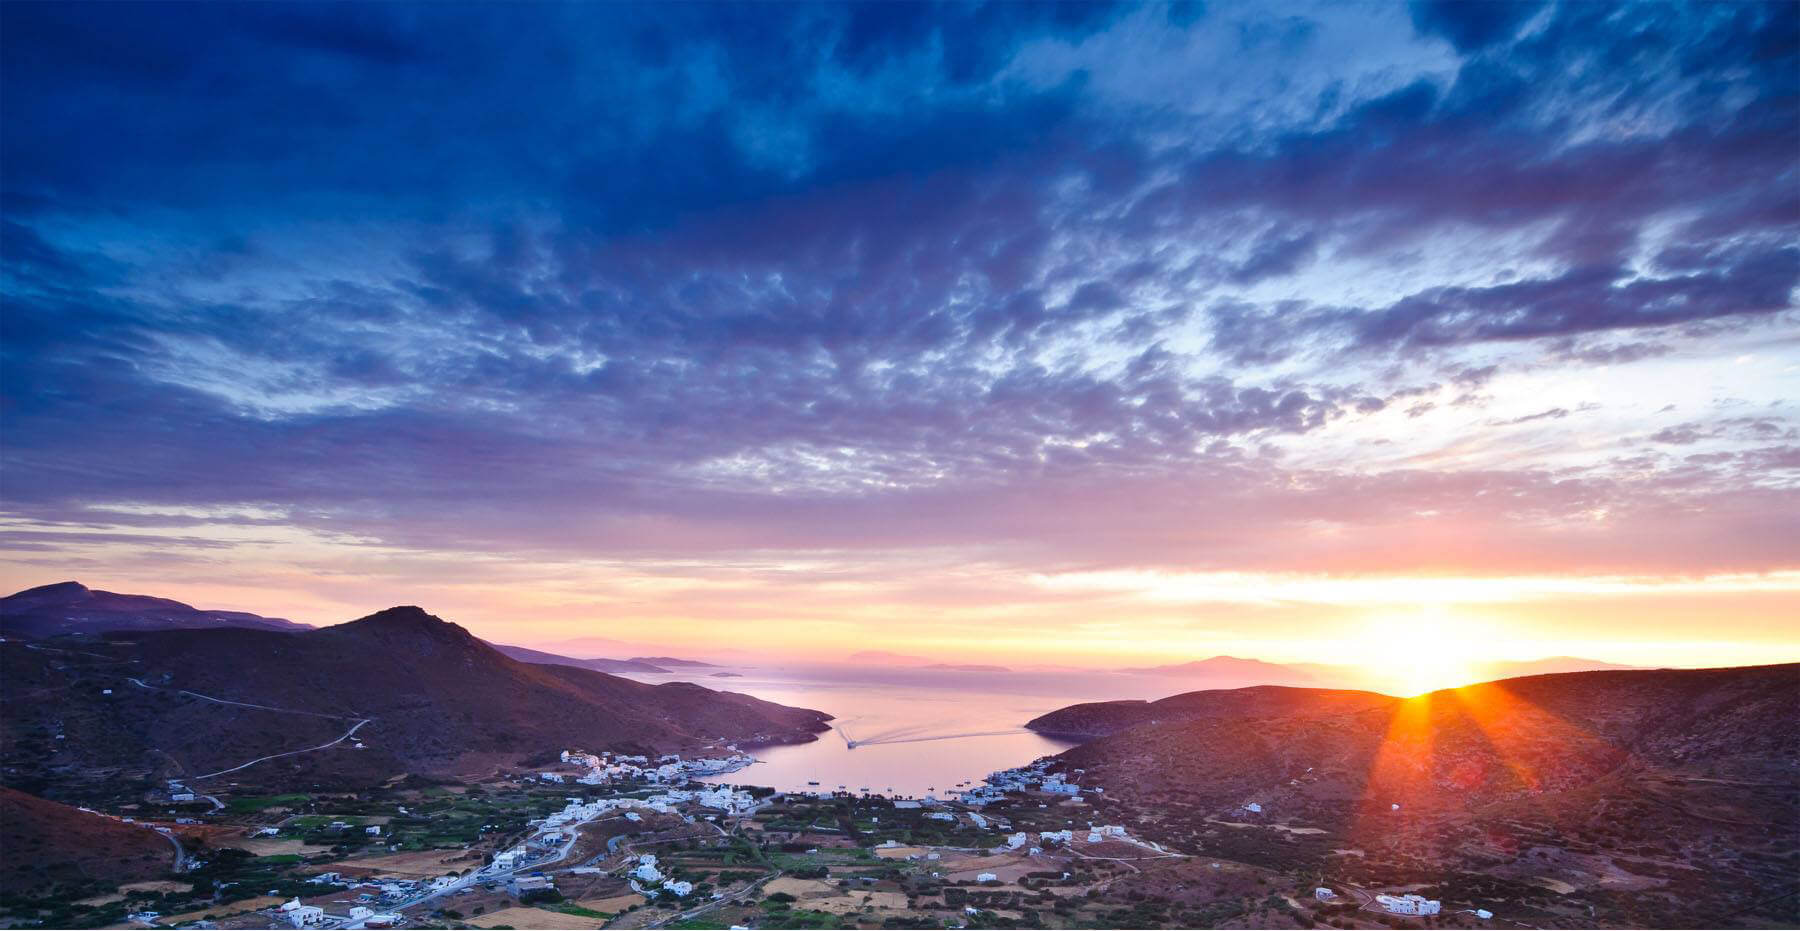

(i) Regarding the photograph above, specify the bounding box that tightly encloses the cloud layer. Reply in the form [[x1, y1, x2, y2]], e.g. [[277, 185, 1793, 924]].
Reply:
[[2, 1, 1796, 657]]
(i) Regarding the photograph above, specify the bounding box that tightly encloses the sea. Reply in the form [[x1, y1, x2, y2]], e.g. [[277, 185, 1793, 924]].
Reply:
[[618, 662, 1181, 798]]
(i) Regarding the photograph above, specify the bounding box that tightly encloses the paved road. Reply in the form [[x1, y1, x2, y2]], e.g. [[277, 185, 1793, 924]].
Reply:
[[148, 825, 188, 873], [394, 804, 614, 917], [192, 718, 372, 780]]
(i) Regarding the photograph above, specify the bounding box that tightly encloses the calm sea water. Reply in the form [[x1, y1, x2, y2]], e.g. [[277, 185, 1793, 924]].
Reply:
[[622, 663, 1175, 797]]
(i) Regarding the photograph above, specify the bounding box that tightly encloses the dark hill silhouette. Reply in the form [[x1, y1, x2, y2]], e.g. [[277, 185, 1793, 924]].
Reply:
[[0, 580, 310, 637], [0, 605, 829, 798], [1027, 684, 1390, 739]]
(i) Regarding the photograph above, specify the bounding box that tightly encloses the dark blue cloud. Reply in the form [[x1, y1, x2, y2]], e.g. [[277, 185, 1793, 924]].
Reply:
[[1409, 0, 1543, 52]]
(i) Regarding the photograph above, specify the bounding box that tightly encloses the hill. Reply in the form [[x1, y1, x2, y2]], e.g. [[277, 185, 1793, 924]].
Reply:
[[1027, 664, 1800, 927], [629, 656, 717, 668], [0, 606, 830, 801], [0, 581, 310, 637], [1026, 684, 1390, 739], [0, 788, 176, 895], [489, 643, 671, 674]]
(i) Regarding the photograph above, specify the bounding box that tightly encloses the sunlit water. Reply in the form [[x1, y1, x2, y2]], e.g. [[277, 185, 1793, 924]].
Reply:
[[620, 663, 1180, 797]]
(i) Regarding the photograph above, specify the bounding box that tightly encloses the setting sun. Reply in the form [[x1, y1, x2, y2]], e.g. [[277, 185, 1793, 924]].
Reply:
[[1351, 612, 1491, 696]]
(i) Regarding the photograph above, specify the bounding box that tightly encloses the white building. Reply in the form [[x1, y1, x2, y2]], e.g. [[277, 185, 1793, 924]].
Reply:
[[1245, 802, 1263, 813], [1314, 887, 1335, 901], [279, 899, 326, 928], [539, 772, 565, 783], [1005, 832, 1028, 848], [171, 792, 195, 802], [968, 812, 988, 829], [1039, 830, 1072, 845], [1376, 894, 1442, 916], [665, 880, 694, 897]]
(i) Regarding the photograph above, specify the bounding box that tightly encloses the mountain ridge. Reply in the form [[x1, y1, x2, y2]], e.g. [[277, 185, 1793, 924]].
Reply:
[[1, 603, 831, 799], [0, 580, 311, 637]]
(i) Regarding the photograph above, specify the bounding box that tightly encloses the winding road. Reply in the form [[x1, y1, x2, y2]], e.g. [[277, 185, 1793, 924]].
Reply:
[[148, 825, 189, 873], [123, 676, 374, 781]]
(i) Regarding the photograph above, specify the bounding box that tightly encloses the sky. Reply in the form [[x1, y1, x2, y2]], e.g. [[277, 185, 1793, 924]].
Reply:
[[1, 1, 1796, 679]]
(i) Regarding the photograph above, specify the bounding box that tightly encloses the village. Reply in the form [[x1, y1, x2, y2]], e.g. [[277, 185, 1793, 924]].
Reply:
[[0, 746, 1519, 931]]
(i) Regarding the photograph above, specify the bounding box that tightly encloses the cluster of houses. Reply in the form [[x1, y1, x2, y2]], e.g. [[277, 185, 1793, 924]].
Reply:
[[1376, 893, 1443, 916], [275, 893, 401, 929], [961, 759, 1101, 806], [531, 783, 759, 838], [629, 854, 695, 897], [551, 748, 754, 785]]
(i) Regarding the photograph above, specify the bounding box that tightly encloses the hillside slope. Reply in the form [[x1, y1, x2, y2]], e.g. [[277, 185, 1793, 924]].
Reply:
[[1030, 664, 1800, 927], [0, 788, 175, 895]]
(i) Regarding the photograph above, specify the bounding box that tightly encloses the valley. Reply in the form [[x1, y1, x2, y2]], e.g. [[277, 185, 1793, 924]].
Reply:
[[1, 587, 1794, 930]]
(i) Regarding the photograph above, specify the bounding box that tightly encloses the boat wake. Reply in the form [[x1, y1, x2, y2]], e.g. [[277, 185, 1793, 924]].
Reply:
[[836, 725, 1028, 748]]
